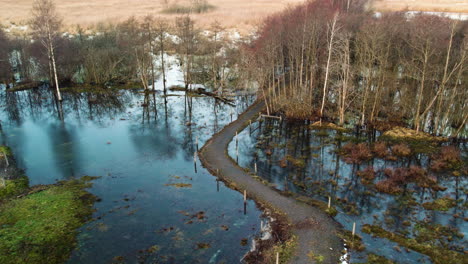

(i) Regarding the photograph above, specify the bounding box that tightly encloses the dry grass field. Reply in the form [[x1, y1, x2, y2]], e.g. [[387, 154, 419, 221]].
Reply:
[[0, 0, 304, 32], [372, 0, 468, 13], [0, 0, 466, 32]]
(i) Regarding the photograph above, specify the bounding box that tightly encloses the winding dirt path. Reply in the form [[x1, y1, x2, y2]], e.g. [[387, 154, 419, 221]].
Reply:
[[199, 100, 343, 263]]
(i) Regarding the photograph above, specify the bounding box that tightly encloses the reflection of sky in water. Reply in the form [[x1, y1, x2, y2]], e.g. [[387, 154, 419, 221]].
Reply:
[[0, 86, 262, 263], [229, 119, 467, 264]]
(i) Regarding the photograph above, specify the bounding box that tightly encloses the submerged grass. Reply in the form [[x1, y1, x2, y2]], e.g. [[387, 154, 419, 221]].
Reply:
[[362, 224, 465, 264], [422, 197, 456, 211], [0, 177, 98, 264]]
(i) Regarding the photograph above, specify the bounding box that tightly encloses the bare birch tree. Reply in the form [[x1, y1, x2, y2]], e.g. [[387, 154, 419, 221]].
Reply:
[[30, 0, 62, 101]]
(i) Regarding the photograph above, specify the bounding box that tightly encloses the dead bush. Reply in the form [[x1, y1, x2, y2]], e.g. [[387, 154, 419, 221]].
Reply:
[[373, 142, 389, 158], [340, 143, 373, 164], [430, 146, 462, 171], [357, 166, 376, 184], [391, 143, 411, 157]]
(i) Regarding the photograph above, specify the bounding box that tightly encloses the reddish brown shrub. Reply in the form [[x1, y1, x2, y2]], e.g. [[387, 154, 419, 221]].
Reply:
[[391, 143, 411, 157], [430, 146, 462, 171], [384, 167, 410, 184], [341, 143, 373, 164], [407, 166, 426, 181], [279, 157, 287, 168], [358, 166, 376, 184], [376, 179, 402, 194], [373, 142, 389, 158]]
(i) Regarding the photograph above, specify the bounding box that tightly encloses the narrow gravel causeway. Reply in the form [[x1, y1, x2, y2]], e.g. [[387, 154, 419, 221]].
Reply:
[[199, 100, 344, 264]]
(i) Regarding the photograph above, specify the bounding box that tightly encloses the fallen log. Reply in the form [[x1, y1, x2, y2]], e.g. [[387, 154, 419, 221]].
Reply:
[[195, 88, 235, 106]]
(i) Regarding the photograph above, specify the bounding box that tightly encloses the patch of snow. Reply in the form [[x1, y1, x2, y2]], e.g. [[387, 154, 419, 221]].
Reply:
[[340, 244, 350, 264]]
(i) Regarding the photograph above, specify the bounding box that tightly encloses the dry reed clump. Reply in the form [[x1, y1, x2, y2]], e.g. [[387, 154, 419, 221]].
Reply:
[[391, 143, 411, 157], [357, 166, 376, 184], [162, 0, 216, 14], [382, 127, 446, 142], [309, 121, 347, 132], [372, 141, 389, 158], [430, 146, 462, 171], [340, 143, 373, 164], [375, 179, 402, 194], [278, 97, 317, 120], [376, 166, 437, 194]]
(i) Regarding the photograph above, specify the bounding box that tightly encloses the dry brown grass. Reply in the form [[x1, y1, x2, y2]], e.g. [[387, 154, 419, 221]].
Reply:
[[0, 0, 304, 33], [372, 0, 468, 13], [1, 0, 466, 33]]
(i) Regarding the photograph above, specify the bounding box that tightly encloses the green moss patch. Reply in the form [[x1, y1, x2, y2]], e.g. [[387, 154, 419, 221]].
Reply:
[[362, 224, 464, 264], [0, 146, 12, 156], [0, 175, 29, 201], [339, 230, 365, 251], [264, 234, 298, 264], [0, 177, 98, 264], [422, 197, 456, 211], [360, 253, 395, 264]]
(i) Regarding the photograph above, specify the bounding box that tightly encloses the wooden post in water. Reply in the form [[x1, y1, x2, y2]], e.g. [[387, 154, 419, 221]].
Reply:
[[230, 108, 233, 122], [216, 169, 220, 191], [195, 136, 199, 152], [352, 222, 356, 238], [328, 196, 331, 209], [243, 190, 247, 215], [249, 120, 252, 134], [193, 151, 197, 173], [254, 162, 257, 174], [235, 131, 238, 149]]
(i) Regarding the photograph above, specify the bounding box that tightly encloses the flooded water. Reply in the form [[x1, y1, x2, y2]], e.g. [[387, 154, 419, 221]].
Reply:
[[0, 85, 264, 263], [228, 118, 467, 264]]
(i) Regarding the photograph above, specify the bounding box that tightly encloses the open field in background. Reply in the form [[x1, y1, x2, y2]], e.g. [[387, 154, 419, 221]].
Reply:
[[372, 0, 468, 13], [0, 0, 304, 33], [0, 0, 467, 33]]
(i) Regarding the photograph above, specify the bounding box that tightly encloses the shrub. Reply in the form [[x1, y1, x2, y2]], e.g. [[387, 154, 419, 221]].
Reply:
[[372, 142, 389, 158], [375, 179, 402, 194], [391, 143, 411, 157], [357, 166, 376, 184], [430, 146, 462, 171], [340, 143, 373, 164]]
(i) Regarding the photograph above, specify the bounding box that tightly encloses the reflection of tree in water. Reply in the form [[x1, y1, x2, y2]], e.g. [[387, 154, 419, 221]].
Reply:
[[80, 91, 129, 122], [249, 120, 467, 255], [3, 91, 22, 125], [128, 94, 178, 160], [47, 122, 79, 179], [1, 87, 132, 125]]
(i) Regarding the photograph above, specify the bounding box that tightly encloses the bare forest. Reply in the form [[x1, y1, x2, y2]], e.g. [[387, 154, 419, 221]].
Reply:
[[246, 0, 467, 137], [1, 0, 467, 138]]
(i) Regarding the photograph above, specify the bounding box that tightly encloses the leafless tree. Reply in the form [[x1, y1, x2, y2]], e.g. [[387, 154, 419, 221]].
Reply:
[[30, 0, 62, 101]]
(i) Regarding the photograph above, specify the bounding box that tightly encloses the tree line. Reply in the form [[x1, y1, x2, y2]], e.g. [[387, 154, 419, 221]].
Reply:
[[245, 0, 467, 137], [0, 0, 241, 98]]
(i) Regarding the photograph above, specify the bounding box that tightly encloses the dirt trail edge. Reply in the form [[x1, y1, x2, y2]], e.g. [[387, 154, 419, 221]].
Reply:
[[199, 100, 344, 264]]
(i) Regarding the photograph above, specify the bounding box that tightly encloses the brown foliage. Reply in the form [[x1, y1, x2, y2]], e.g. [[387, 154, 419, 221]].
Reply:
[[430, 146, 462, 171], [357, 166, 376, 184], [341, 143, 373, 164], [372, 142, 389, 158], [375, 179, 402, 194], [391, 143, 411, 157]]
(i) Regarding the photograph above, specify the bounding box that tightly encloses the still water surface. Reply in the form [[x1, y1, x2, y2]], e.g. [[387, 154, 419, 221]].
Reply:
[[0, 86, 262, 263]]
